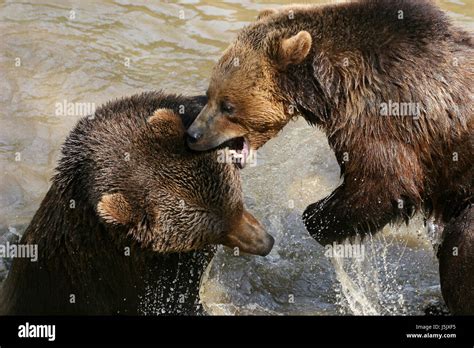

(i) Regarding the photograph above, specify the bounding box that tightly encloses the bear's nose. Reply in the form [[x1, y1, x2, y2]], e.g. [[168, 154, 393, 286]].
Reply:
[[186, 130, 202, 144]]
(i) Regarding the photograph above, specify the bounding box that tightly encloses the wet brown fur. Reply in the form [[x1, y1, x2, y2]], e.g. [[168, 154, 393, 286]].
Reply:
[[438, 204, 474, 314], [195, 0, 473, 313], [0, 92, 272, 315], [201, 0, 473, 240]]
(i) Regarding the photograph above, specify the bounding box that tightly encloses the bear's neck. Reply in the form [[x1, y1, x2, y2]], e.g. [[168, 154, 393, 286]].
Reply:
[[0, 182, 214, 315]]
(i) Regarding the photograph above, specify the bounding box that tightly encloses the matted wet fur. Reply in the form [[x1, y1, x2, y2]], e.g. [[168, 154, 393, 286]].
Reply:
[[187, 0, 473, 313], [0, 91, 273, 315]]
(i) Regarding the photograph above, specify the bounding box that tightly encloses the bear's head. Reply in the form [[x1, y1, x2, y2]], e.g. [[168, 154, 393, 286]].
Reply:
[[96, 108, 274, 256], [186, 10, 312, 151], [61, 104, 274, 256], [97, 190, 274, 257]]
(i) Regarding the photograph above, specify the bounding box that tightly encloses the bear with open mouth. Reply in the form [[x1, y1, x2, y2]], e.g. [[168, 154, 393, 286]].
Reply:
[[186, 0, 473, 314], [0, 91, 274, 315]]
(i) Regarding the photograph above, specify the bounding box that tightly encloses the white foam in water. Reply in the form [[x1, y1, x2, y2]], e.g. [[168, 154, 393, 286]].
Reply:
[[331, 219, 442, 315], [1, 0, 464, 316]]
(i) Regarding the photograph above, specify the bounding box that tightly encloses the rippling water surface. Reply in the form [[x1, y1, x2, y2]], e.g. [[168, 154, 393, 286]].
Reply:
[[1, 0, 472, 315]]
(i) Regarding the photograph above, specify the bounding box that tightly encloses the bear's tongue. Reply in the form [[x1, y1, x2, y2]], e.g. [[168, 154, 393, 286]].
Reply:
[[219, 136, 250, 169], [242, 138, 249, 154], [237, 138, 249, 169]]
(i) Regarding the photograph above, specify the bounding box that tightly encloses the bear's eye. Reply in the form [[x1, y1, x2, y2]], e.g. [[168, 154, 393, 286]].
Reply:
[[220, 101, 235, 115]]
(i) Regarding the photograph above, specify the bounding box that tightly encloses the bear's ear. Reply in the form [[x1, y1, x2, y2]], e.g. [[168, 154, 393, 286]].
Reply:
[[266, 30, 312, 69], [97, 193, 133, 225], [148, 108, 185, 138], [257, 8, 277, 20]]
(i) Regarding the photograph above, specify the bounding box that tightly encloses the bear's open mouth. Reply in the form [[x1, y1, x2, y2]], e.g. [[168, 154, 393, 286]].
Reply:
[[218, 136, 250, 169]]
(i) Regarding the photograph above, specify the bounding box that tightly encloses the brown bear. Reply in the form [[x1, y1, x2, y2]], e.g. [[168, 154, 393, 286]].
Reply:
[[438, 204, 474, 315], [0, 91, 274, 315], [185, 0, 473, 314]]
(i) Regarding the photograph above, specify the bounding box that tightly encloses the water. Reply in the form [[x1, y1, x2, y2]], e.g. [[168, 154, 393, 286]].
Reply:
[[1, 0, 472, 315]]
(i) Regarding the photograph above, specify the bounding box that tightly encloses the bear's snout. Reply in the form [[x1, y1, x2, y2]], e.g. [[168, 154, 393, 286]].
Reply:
[[186, 129, 202, 144], [222, 209, 274, 257]]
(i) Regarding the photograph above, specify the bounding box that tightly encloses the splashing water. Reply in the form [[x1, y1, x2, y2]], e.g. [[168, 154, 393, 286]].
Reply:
[[332, 234, 408, 315], [332, 218, 446, 315], [1, 0, 467, 315]]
